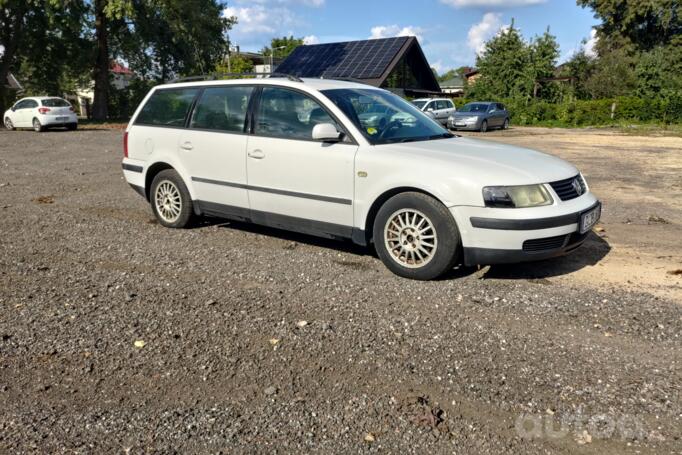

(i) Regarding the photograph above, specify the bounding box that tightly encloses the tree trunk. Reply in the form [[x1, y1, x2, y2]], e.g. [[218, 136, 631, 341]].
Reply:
[[91, 0, 109, 121], [0, 3, 26, 112]]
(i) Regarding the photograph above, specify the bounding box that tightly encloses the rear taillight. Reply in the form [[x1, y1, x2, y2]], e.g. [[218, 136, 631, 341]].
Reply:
[[123, 131, 129, 158], [38, 107, 51, 114]]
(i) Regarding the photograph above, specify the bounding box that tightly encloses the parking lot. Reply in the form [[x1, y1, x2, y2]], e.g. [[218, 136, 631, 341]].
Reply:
[[1, 127, 680, 453]]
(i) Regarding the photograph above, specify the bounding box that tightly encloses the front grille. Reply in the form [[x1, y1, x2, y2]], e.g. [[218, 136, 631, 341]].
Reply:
[[549, 175, 586, 201], [523, 235, 568, 252]]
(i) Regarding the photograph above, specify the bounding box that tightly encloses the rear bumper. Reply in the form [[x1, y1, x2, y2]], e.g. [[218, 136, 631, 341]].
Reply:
[[41, 114, 78, 125]]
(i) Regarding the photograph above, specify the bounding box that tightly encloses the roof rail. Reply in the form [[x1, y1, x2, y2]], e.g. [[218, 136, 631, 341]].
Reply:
[[322, 76, 365, 83], [169, 72, 303, 83]]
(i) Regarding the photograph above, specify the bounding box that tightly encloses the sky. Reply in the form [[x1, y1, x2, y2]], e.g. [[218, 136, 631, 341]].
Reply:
[[223, 0, 600, 74]]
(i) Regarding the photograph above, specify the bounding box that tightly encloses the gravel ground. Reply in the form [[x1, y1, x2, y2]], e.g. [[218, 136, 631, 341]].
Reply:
[[0, 128, 680, 454]]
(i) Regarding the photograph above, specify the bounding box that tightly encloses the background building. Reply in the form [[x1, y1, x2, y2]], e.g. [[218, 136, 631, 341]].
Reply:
[[276, 37, 442, 97]]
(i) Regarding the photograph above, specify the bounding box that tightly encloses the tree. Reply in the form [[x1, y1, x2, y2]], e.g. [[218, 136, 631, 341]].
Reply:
[[468, 21, 532, 100], [215, 52, 254, 76], [560, 49, 597, 100], [261, 36, 304, 61], [91, 0, 234, 120], [528, 28, 560, 100], [577, 0, 681, 53]]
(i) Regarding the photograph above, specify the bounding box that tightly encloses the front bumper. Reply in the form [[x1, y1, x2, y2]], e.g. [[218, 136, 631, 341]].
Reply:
[[448, 118, 482, 130], [449, 194, 601, 266]]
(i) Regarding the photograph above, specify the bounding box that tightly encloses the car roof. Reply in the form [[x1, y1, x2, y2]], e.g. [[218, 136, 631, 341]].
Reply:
[[413, 98, 449, 102], [154, 77, 379, 93]]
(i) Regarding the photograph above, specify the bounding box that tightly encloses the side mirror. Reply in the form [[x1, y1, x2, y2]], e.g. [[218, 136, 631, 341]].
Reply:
[[312, 123, 342, 142], [11, 106, 16, 112]]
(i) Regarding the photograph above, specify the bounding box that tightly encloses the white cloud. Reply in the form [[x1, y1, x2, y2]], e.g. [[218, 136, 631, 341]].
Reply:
[[430, 60, 445, 74], [467, 12, 506, 55], [234, 0, 324, 6], [584, 28, 598, 57], [369, 25, 424, 42], [223, 5, 301, 49], [303, 35, 320, 45], [441, 0, 545, 7]]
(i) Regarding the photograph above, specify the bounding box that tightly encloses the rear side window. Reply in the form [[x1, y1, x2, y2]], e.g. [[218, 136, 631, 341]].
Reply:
[[190, 86, 253, 133], [497, 103, 505, 111], [255, 87, 339, 140], [136, 88, 199, 127], [41, 98, 70, 107]]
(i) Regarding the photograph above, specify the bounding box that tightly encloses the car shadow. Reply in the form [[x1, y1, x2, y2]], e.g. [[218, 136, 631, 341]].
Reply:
[[480, 232, 611, 280], [193, 217, 374, 257], [192, 217, 611, 280]]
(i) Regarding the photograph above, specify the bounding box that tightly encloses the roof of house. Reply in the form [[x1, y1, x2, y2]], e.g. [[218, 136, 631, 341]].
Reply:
[[111, 62, 133, 75], [275, 36, 441, 92], [439, 76, 464, 88]]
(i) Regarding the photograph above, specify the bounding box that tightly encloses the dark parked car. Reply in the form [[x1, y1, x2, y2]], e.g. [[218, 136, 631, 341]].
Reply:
[[448, 102, 509, 132]]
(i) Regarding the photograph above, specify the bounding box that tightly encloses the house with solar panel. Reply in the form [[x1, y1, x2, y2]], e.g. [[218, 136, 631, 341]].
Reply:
[[275, 36, 442, 98]]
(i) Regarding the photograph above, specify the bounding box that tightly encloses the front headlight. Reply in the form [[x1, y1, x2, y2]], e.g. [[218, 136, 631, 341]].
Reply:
[[482, 184, 553, 208]]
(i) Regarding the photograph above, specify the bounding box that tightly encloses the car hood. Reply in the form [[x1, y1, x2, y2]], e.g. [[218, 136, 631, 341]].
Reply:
[[387, 136, 578, 186]]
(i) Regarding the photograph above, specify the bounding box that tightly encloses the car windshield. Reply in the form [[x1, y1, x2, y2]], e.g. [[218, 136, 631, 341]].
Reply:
[[41, 98, 70, 107], [412, 100, 427, 109], [458, 103, 489, 113], [321, 89, 452, 145]]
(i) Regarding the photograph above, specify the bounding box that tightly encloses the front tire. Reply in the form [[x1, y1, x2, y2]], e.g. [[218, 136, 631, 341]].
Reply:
[[373, 192, 461, 280], [480, 120, 488, 133], [33, 118, 45, 132], [4, 117, 14, 130], [150, 169, 194, 228], [503, 118, 509, 130]]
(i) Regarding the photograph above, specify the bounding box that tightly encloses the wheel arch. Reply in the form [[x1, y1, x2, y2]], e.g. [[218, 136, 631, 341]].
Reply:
[[360, 186, 446, 246], [144, 161, 175, 201]]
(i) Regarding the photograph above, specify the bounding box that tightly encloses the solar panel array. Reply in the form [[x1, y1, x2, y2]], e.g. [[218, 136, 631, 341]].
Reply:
[[276, 37, 409, 80]]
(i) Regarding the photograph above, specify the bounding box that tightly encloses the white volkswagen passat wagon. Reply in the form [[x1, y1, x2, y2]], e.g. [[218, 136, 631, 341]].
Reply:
[[4, 97, 78, 132], [121, 77, 600, 280]]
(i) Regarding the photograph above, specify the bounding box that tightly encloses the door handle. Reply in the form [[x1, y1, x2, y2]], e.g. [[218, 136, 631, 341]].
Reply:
[[180, 142, 193, 151], [248, 149, 265, 159]]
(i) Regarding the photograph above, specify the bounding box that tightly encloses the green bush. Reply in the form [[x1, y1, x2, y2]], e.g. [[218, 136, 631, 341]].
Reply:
[[451, 96, 681, 127]]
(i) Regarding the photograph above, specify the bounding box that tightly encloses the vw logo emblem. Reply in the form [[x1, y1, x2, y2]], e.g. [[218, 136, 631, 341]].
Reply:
[[572, 178, 583, 195]]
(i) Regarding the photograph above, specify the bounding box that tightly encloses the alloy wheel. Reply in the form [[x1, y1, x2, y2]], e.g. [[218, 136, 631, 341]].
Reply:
[[4, 118, 13, 130], [154, 180, 182, 223], [384, 208, 438, 269]]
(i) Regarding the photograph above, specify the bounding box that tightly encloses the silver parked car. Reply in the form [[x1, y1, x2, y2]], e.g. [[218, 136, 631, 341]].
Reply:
[[448, 102, 509, 132], [412, 98, 456, 126]]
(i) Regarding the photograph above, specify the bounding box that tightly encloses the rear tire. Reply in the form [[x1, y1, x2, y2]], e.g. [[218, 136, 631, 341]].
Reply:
[[33, 118, 45, 132], [4, 117, 14, 130], [373, 192, 461, 280], [67, 123, 78, 131], [503, 118, 509, 130], [480, 120, 488, 133], [150, 169, 194, 228]]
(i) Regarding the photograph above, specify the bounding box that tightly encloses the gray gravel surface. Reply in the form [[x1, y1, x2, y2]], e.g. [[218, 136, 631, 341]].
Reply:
[[0, 129, 680, 454]]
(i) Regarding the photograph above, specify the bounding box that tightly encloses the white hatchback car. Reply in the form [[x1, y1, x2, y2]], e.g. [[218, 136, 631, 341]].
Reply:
[[4, 97, 78, 132], [122, 77, 600, 280]]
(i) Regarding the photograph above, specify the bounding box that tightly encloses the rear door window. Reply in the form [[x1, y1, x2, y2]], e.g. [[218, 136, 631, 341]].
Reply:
[[254, 87, 339, 141], [190, 86, 253, 133], [136, 88, 199, 127]]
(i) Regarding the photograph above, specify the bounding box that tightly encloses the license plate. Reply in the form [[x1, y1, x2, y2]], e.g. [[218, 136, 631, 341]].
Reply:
[[579, 204, 601, 234], [56, 116, 69, 121]]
